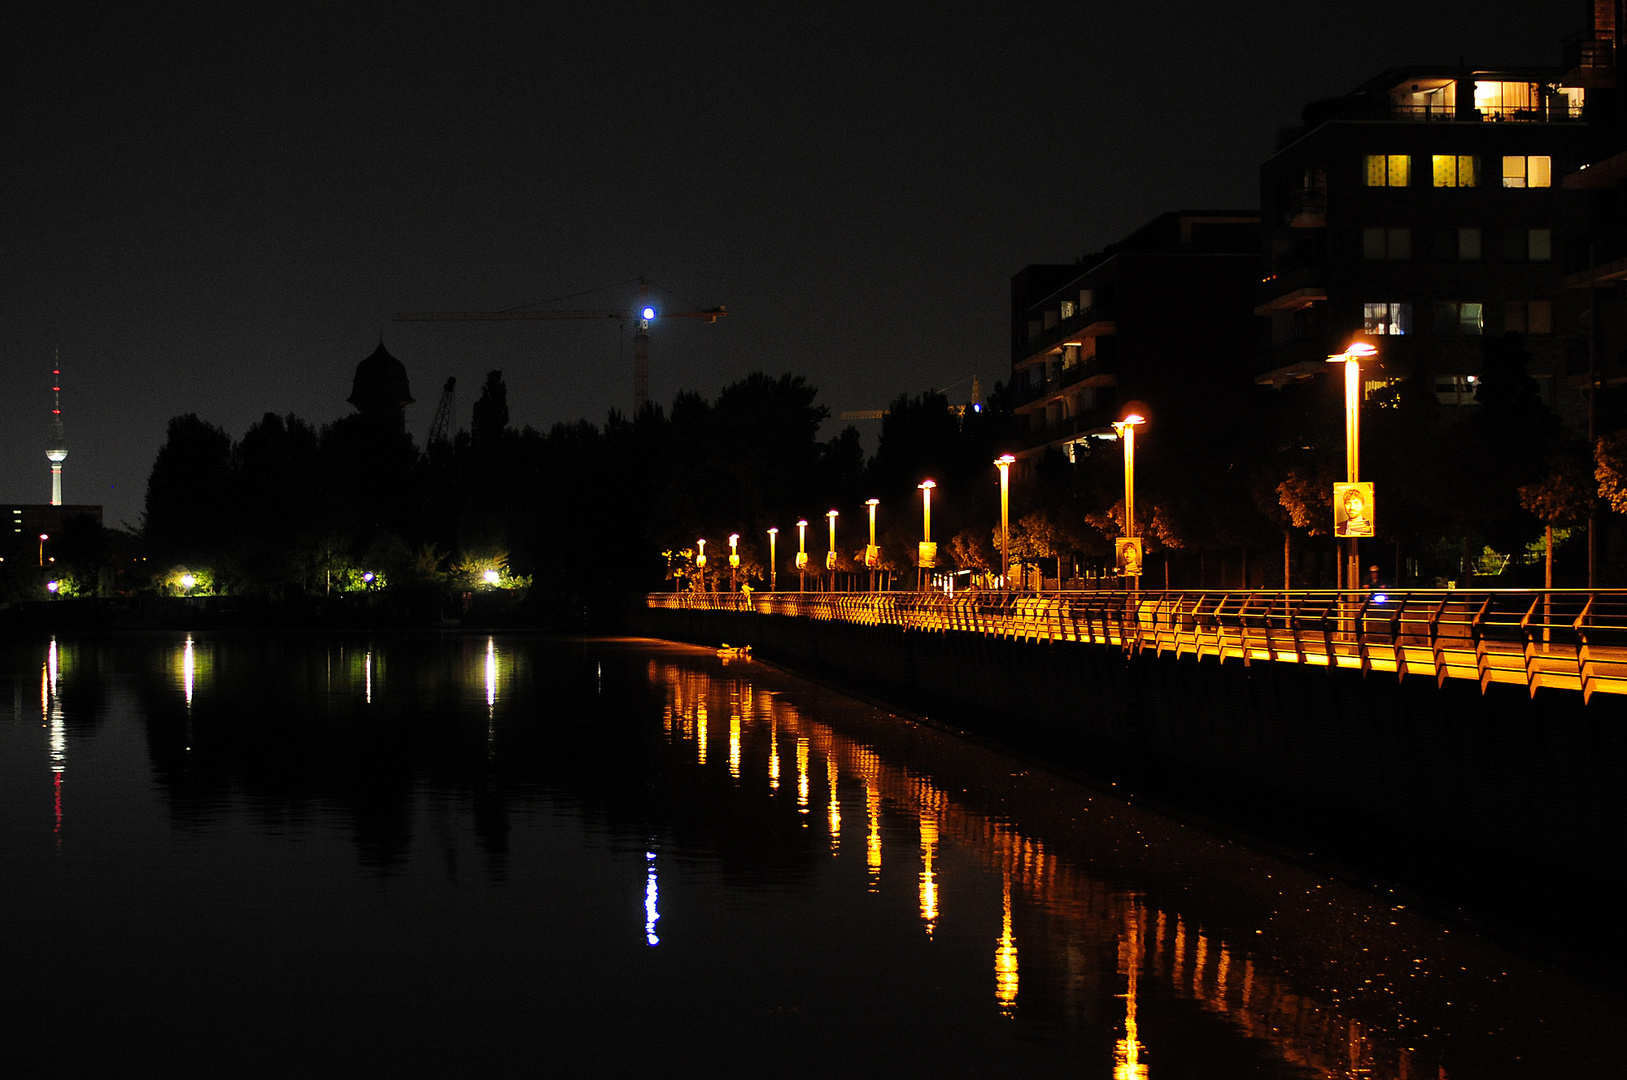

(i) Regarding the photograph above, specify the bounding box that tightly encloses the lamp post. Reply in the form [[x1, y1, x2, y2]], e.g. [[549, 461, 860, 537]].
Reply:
[[767, 527, 779, 591], [995, 455, 1015, 589], [825, 510, 839, 592], [1327, 340, 1377, 590], [696, 538, 708, 592], [865, 498, 880, 591], [917, 480, 937, 591], [728, 533, 740, 591], [1111, 414, 1145, 590], [796, 519, 809, 591], [39, 533, 48, 567]]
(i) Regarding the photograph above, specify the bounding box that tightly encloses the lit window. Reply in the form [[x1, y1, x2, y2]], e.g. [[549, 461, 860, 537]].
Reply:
[[1504, 301, 1553, 335], [1059, 300, 1075, 320], [1433, 302, 1484, 335], [1364, 301, 1412, 335], [1502, 156, 1552, 188], [1365, 154, 1411, 187], [1362, 227, 1411, 260], [1432, 155, 1478, 187]]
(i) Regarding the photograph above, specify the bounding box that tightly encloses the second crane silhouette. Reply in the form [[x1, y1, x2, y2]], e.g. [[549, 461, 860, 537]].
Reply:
[[395, 277, 726, 412]]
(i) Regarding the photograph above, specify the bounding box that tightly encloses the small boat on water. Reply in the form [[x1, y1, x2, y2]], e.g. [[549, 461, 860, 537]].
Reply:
[[716, 643, 753, 659]]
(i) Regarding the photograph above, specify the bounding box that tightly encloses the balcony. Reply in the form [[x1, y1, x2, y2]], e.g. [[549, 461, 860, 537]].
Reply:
[[1018, 303, 1116, 364], [1256, 264, 1327, 315], [1010, 354, 1117, 410]]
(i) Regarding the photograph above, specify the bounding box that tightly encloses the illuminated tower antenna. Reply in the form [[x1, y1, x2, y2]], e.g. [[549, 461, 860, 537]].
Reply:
[[46, 352, 67, 506]]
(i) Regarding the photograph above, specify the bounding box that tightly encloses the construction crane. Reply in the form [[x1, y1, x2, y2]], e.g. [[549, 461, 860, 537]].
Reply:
[[427, 377, 456, 446], [395, 278, 726, 412]]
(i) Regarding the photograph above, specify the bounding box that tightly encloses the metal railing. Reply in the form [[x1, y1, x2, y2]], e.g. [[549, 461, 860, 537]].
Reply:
[[646, 589, 1627, 701]]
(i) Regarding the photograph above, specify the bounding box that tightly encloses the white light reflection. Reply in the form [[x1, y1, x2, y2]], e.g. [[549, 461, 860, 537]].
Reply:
[[644, 852, 660, 946], [44, 638, 65, 846], [696, 703, 708, 765], [484, 637, 497, 708], [364, 649, 373, 705], [183, 635, 196, 707]]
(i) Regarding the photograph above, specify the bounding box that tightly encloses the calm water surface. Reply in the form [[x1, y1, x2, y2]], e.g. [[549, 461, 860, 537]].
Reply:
[[4, 633, 1623, 1078]]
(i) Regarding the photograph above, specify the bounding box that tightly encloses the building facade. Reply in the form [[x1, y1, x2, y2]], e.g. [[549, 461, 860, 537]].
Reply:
[[1008, 211, 1261, 473], [1256, 65, 1591, 417]]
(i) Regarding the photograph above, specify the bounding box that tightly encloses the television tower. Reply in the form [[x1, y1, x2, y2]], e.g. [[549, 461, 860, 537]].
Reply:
[[46, 355, 66, 506]]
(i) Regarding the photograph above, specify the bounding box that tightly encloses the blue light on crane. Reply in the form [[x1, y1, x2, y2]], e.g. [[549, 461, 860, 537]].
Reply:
[[642, 307, 656, 320]]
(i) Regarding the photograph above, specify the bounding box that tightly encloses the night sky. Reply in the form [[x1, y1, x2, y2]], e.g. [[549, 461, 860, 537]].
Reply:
[[2, 2, 1575, 529]]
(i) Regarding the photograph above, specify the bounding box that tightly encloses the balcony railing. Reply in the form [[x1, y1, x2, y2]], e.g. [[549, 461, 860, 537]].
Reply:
[[646, 589, 1627, 701]]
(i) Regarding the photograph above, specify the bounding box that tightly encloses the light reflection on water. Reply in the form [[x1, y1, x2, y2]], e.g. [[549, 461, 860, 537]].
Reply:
[[4, 634, 1623, 1078]]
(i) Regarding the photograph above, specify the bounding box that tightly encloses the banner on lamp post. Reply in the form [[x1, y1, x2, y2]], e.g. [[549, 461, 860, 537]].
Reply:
[[1334, 482, 1375, 538], [1114, 537, 1143, 577], [917, 541, 938, 569]]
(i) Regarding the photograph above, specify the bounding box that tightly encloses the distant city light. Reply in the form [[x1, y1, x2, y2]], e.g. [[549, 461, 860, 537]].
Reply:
[[180, 574, 197, 589], [46, 580, 59, 593], [362, 572, 375, 583], [483, 569, 501, 585], [642, 306, 656, 320]]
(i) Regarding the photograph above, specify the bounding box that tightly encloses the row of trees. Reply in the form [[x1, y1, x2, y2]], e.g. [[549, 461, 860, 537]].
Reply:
[[10, 330, 1627, 614]]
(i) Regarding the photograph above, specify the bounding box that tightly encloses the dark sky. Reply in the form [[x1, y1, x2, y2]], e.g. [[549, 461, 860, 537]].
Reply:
[[1, 2, 1577, 528]]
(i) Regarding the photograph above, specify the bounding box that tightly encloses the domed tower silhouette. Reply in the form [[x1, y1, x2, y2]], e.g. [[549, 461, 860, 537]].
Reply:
[[347, 340, 414, 431], [46, 355, 67, 506]]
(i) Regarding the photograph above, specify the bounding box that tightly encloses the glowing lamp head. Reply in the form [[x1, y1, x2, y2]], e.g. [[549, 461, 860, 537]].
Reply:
[[1119, 413, 1145, 426], [729, 533, 739, 546], [180, 573, 196, 589], [642, 307, 656, 320], [40, 534, 49, 541], [826, 509, 838, 519], [768, 527, 778, 536], [995, 454, 1016, 468], [46, 580, 59, 593], [918, 480, 936, 490], [1329, 340, 1378, 363], [362, 571, 375, 583], [482, 569, 500, 585], [796, 520, 808, 528], [865, 498, 879, 507]]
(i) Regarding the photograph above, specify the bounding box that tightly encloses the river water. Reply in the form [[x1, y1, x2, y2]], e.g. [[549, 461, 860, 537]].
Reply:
[[3, 633, 1622, 1078]]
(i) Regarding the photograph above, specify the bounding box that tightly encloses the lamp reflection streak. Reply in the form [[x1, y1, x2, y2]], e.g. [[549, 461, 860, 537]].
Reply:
[[995, 873, 1018, 1015], [644, 852, 660, 946], [796, 737, 809, 815], [729, 708, 741, 780], [365, 650, 373, 705], [827, 757, 840, 852], [651, 659, 1430, 1080]]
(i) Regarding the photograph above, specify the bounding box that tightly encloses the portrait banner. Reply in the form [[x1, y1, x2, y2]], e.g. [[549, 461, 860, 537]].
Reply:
[[1334, 481, 1375, 538], [1114, 536, 1143, 577]]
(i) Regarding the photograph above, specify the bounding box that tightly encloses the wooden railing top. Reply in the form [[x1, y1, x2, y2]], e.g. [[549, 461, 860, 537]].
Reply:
[[646, 589, 1627, 701]]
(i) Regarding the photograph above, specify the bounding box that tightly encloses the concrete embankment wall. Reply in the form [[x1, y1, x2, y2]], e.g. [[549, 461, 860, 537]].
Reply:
[[633, 607, 1627, 904]]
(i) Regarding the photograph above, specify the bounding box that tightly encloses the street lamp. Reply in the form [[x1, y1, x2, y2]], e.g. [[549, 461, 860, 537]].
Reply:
[[865, 498, 880, 591], [39, 533, 48, 567], [825, 510, 839, 591], [696, 538, 708, 591], [995, 455, 1015, 589], [767, 527, 779, 591], [1111, 414, 1145, 589], [796, 520, 809, 591], [917, 481, 937, 591], [729, 533, 741, 592], [1328, 340, 1377, 590]]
